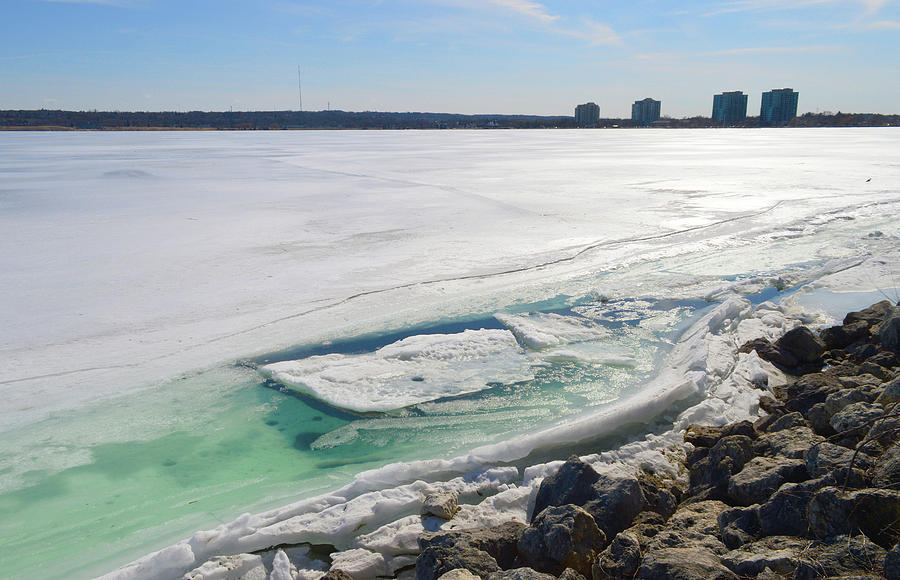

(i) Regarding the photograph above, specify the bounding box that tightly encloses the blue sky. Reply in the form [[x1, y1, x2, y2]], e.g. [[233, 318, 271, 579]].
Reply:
[[1, 0, 898, 116]]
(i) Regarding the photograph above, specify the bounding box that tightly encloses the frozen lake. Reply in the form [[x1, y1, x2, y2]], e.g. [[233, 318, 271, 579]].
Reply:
[[1, 128, 899, 578]]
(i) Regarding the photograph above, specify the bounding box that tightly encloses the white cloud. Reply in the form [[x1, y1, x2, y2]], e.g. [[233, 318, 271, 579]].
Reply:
[[867, 18, 900, 26], [486, 0, 559, 22], [561, 19, 623, 46], [40, 0, 132, 5], [703, 0, 891, 15], [702, 44, 836, 55]]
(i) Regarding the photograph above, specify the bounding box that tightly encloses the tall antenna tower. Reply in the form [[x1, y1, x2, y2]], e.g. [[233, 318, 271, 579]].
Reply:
[[297, 65, 303, 112]]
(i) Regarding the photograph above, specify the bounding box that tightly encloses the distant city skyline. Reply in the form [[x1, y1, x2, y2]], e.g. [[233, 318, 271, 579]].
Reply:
[[2, 1, 899, 117]]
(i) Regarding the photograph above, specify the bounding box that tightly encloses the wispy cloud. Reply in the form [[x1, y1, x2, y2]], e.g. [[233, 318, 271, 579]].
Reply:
[[867, 18, 900, 27], [703, 0, 891, 16], [561, 19, 622, 46], [702, 44, 837, 55], [485, 0, 559, 23], [40, 0, 133, 5]]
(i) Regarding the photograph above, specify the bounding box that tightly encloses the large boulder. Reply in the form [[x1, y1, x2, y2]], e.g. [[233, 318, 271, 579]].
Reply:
[[775, 326, 825, 363], [582, 475, 647, 539], [684, 421, 755, 448], [756, 477, 826, 537], [484, 568, 556, 580], [774, 372, 844, 414], [844, 300, 894, 328], [634, 547, 737, 580], [517, 504, 604, 577], [871, 441, 900, 488], [689, 435, 754, 498], [726, 456, 807, 506], [885, 543, 900, 580], [805, 441, 874, 477], [721, 536, 809, 577], [807, 486, 900, 549], [419, 522, 527, 571], [881, 308, 900, 353], [794, 535, 887, 580], [821, 320, 870, 349], [739, 338, 797, 369], [830, 401, 885, 445], [415, 544, 500, 580], [717, 506, 760, 549], [753, 426, 824, 460], [592, 530, 643, 580], [646, 500, 729, 556], [531, 457, 600, 520]]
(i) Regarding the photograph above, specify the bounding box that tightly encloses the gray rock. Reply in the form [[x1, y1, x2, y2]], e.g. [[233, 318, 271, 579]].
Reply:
[[774, 372, 843, 414], [756, 477, 830, 537], [844, 300, 894, 328], [582, 475, 647, 539], [721, 535, 809, 577], [753, 426, 824, 459], [825, 388, 872, 416], [683, 421, 756, 448], [518, 504, 605, 577], [531, 457, 600, 520], [765, 411, 808, 432], [647, 500, 729, 556], [637, 474, 680, 520], [871, 441, 900, 488], [557, 568, 587, 580], [739, 337, 798, 369], [717, 506, 760, 549], [420, 521, 527, 570], [776, 325, 826, 363], [806, 403, 836, 436], [830, 401, 884, 437], [423, 491, 460, 520], [689, 435, 754, 497], [839, 372, 884, 389], [437, 570, 481, 580], [821, 320, 870, 349], [727, 456, 807, 506], [635, 547, 737, 580], [592, 530, 643, 580], [484, 568, 556, 580], [885, 543, 900, 580], [321, 570, 355, 580], [881, 309, 900, 353], [861, 360, 894, 380], [794, 535, 887, 580], [807, 486, 900, 549], [877, 375, 900, 406], [805, 441, 874, 477], [416, 545, 500, 580]]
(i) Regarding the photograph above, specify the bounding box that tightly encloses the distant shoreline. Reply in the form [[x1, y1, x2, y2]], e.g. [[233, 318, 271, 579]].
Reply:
[[2, 109, 898, 131]]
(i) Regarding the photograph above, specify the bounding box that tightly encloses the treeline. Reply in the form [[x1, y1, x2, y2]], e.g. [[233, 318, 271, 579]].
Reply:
[[1, 109, 897, 130]]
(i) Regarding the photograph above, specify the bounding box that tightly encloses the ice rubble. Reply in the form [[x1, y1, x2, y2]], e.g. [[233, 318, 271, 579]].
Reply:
[[104, 295, 810, 580]]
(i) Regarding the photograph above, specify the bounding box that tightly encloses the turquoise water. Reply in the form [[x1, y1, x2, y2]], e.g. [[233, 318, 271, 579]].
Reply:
[[0, 296, 700, 579]]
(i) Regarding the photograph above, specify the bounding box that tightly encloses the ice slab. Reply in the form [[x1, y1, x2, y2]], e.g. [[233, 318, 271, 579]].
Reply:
[[261, 329, 531, 412]]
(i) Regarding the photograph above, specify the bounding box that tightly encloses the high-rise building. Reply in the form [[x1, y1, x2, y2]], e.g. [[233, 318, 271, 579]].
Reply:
[[760, 88, 799, 126], [632, 98, 661, 125], [712, 91, 748, 125], [574, 102, 600, 127]]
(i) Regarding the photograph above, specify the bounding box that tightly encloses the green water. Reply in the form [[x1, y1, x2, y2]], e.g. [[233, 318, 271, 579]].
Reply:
[[0, 300, 696, 579]]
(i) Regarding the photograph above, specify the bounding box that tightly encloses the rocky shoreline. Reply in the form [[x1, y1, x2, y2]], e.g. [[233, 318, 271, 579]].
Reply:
[[399, 299, 900, 580]]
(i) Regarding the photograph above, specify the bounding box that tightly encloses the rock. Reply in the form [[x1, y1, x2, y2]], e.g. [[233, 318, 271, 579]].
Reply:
[[517, 504, 605, 577], [765, 411, 808, 432], [877, 375, 900, 406], [806, 403, 836, 436], [824, 387, 872, 416], [484, 568, 556, 580], [415, 544, 500, 580], [647, 500, 729, 556], [885, 543, 900, 580], [774, 372, 843, 414], [532, 457, 600, 520], [739, 338, 797, 369], [684, 421, 756, 448], [592, 530, 643, 580], [844, 300, 894, 328], [320, 570, 355, 580], [582, 475, 647, 539], [753, 426, 824, 459], [794, 535, 887, 580], [637, 473, 680, 520], [821, 320, 870, 349], [721, 535, 809, 577], [717, 506, 760, 549], [871, 441, 900, 488], [727, 456, 807, 506], [861, 360, 894, 380], [830, 401, 885, 444], [422, 491, 460, 520], [437, 569, 481, 580], [775, 325, 826, 363], [756, 477, 825, 537], [807, 486, 900, 549], [557, 568, 587, 580], [881, 309, 900, 353], [183, 554, 268, 580], [420, 522, 527, 571], [689, 435, 754, 498], [634, 547, 737, 580], [806, 441, 875, 477]]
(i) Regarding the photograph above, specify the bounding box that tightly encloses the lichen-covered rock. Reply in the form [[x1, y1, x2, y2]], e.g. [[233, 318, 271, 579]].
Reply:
[[592, 530, 643, 580], [637, 474, 680, 520], [721, 535, 808, 577], [582, 475, 647, 539], [764, 411, 808, 432], [518, 504, 605, 577], [717, 506, 760, 550], [531, 457, 600, 519], [807, 441, 876, 477], [877, 375, 900, 406], [415, 544, 500, 580], [634, 547, 737, 580], [794, 535, 887, 580], [871, 441, 900, 488], [830, 401, 884, 439], [684, 421, 755, 448], [646, 500, 728, 556], [689, 435, 754, 498], [419, 522, 526, 571], [881, 309, 900, 354], [437, 569, 481, 580], [775, 325, 825, 363], [753, 426, 824, 460], [484, 568, 556, 580], [807, 486, 900, 549], [824, 388, 872, 416], [756, 477, 826, 537], [422, 491, 460, 520], [727, 456, 807, 506], [774, 372, 843, 414]]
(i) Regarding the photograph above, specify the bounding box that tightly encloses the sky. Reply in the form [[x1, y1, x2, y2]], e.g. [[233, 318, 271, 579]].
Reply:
[[1, 0, 898, 117]]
